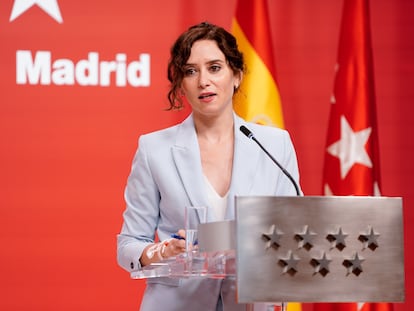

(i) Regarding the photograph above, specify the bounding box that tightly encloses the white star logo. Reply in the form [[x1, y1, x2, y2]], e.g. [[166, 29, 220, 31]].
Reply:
[[10, 0, 63, 23], [323, 183, 333, 196], [327, 116, 372, 179], [373, 181, 381, 196]]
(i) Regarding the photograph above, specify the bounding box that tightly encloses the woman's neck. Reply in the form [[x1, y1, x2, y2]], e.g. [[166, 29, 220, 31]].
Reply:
[[193, 111, 234, 143]]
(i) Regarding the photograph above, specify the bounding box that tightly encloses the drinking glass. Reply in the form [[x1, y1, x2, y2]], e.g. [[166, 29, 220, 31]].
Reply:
[[184, 205, 208, 275]]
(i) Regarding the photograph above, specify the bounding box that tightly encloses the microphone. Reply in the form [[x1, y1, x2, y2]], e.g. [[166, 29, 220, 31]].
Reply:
[[240, 125, 300, 196]]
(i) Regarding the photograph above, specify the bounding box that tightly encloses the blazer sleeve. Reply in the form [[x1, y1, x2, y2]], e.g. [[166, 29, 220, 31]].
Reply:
[[117, 135, 160, 272]]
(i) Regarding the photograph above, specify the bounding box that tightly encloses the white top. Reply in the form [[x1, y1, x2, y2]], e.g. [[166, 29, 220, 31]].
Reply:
[[204, 175, 228, 221]]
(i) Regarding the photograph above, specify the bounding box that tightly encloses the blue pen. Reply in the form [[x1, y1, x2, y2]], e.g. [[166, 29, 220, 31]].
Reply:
[[171, 233, 198, 245], [171, 233, 185, 240]]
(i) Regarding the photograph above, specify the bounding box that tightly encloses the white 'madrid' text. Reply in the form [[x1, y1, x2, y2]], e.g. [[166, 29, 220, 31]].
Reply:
[[16, 50, 150, 87]]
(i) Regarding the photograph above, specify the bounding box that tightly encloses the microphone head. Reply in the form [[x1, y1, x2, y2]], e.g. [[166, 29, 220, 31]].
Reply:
[[240, 125, 254, 139]]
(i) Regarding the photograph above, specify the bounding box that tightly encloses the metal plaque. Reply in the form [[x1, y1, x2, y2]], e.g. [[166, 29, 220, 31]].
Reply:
[[235, 196, 405, 303]]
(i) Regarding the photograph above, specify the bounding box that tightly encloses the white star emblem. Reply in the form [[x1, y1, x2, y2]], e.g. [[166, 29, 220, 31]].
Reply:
[[10, 0, 63, 23], [327, 116, 372, 179], [373, 181, 382, 196], [323, 183, 333, 196]]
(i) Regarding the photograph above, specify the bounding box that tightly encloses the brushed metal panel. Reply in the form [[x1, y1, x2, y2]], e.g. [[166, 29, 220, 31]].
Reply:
[[198, 220, 236, 252], [235, 196, 405, 303]]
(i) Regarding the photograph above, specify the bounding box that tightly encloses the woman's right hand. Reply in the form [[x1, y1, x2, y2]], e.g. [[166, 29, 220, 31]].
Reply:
[[162, 230, 186, 258], [140, 230, 187, 267]]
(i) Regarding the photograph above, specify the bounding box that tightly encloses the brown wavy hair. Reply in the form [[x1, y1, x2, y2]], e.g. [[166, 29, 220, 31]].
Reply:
[[167, 22, 245, 110]]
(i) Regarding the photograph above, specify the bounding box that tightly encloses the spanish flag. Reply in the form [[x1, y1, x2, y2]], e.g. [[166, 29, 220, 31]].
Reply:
[[232, 2, 301, 311], [232, 0, 284, 129]]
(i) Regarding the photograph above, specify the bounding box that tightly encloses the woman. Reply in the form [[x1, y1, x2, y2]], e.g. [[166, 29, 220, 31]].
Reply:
[[117, 22, 302, 310]]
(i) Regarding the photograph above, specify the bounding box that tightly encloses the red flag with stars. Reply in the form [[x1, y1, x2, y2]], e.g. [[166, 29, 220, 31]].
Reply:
[[323, 0, 381, 197], [318, 1, 393, 311]]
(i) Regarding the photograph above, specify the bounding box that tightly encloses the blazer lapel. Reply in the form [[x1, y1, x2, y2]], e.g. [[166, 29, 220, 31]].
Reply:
[[226, 115, 261, 219], [171, 114, 209, 209], [171, 113, 261, 221]]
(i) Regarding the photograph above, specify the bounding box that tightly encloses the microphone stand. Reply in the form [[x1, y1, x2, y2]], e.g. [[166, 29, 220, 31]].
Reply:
[[240, 125, 301, 196], [240, 126, 299, 311], [250, 135, 300, 196]]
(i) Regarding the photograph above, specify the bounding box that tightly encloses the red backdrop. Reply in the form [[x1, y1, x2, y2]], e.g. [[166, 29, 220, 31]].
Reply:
[[0, 1, 412, 310]]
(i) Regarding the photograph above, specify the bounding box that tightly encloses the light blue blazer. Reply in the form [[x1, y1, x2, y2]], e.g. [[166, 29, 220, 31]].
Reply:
[[117, 112, 301, 311]]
